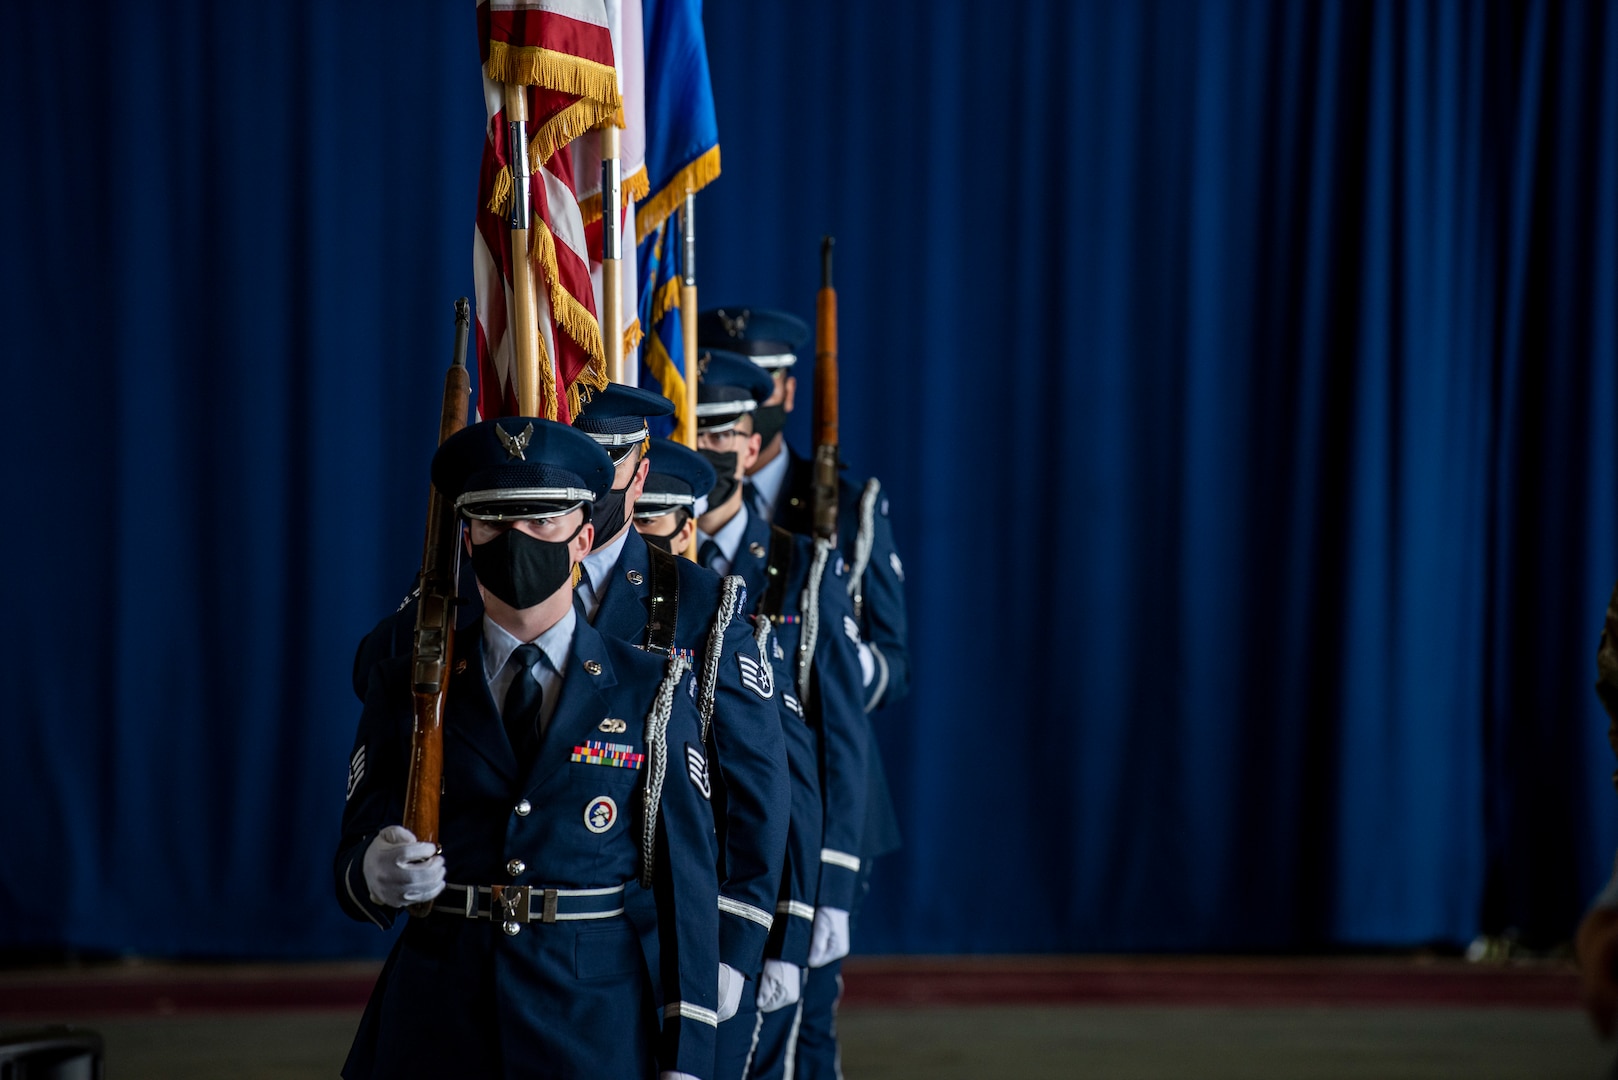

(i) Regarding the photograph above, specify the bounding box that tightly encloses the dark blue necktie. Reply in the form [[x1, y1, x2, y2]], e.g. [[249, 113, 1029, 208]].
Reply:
[[502, 643, 545, 765], [743, 482, 763, 517], [699, 539, 723, 571]]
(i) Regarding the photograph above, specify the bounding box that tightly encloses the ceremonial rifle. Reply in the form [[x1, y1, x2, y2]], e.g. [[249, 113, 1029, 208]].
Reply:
[[812, 237, 839, 545], [795, 238, 841, 701], [402, 298, 473, 917]]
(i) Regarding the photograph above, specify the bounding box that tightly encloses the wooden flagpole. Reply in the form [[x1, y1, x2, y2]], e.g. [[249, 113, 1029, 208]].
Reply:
[[600, 124, 625, 386], [504, 84, 547, 417], [680, 193, 698, 448]]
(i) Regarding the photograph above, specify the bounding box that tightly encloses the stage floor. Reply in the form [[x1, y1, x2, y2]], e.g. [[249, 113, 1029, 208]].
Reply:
[[0, 957, 1609, 1079]]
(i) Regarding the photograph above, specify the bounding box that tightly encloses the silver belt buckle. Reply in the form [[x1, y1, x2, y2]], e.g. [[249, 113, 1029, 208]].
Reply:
[[491, 885, 531, 935]]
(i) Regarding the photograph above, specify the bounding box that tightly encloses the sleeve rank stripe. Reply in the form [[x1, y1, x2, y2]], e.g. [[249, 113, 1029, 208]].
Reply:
[[820, 848, 862, 872], [664, 1001, 720, 1027], [776, 899, 816, 921], [719, 895, 775, 928]]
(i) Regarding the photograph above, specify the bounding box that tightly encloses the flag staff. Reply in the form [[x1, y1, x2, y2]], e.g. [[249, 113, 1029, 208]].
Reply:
[[505, 84, 549, 418], [679, 193, 698, 448], [600, 123, 625, 385]]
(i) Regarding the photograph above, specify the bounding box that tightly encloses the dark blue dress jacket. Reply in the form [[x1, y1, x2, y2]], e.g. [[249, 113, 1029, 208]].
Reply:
[[729, 507, 868, 913], [336, 618, 719, 1078], [591, 527, 790, 977]]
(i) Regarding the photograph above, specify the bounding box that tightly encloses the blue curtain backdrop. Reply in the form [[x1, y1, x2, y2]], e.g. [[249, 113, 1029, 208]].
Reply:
[[1, 0, 1615, 958]]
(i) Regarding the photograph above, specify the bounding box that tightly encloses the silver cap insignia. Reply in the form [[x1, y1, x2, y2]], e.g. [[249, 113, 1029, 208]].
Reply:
[[496, 421, 535, 461]]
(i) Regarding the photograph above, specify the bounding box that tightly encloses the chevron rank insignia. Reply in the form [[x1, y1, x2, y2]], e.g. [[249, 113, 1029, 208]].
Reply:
[[843, 615, 861, 645], [571, 740, 645, 770], [783, 693, 803, 718], [686, 744, 711, 798], [346, 746, 365, 802], [889, 551, 904, 581], [737, 651, 774, 699]]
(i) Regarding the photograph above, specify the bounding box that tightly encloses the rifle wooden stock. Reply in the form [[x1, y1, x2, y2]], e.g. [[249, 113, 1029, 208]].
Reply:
[[403, 298, 472, 917], [812, 237, 839, 542]]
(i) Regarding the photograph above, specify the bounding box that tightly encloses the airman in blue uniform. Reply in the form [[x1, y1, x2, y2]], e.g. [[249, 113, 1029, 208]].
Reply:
[[689, 352, 869, 1080], [573, 385, 791, 1031], [336, 418, 719, 1079], [699, 311, 910, 1078]]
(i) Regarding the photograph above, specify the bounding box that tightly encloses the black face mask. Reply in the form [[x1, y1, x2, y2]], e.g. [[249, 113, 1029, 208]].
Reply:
[[471, 520, 585, 610], [699, 449, 740, 508], [641, 529, 675, 555], [590, 482, 631, 551], [752, 403, 788, 445]]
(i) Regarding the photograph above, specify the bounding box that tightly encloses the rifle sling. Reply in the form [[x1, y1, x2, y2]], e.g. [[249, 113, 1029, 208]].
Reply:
[[759, 525, 797, 620], [644, 543, 681, 655]]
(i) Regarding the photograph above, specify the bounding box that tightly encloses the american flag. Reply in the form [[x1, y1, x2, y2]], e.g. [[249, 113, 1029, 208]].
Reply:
[[473, 0, 620, 422], [576, 0, 648, 380]]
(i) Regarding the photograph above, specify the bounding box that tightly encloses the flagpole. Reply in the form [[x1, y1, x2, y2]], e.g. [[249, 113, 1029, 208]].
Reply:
[[505, 84, 546, 417], [680, 193, 698, 448], [600, 124, 625, 385]]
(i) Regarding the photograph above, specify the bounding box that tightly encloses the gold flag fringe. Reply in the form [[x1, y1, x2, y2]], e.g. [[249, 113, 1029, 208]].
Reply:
[[649, 276, 682, 328], [578, 165, 651, 226], [624, 319, 644, 356], [485, 42, 623, 110], [636, 145, 722, 244], [643, 333, 689, 436], [487, 165, 514, 217], [535, 318, 560, 422], [529, 221, 606, 366], [528, 99, 616, 170]]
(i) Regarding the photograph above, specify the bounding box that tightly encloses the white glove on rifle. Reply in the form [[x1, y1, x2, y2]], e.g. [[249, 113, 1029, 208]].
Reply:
[[717, 962, 745, 1022], [808, 906, 850, 968], [756, 959, 802, 1013], [363, 825, 446, 908]]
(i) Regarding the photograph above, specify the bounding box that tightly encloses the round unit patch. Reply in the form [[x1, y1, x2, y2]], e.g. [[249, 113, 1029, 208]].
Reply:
[[584, 795, 618, 834]]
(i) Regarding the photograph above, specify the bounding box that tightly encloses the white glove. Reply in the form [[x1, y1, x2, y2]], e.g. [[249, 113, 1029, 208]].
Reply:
[[362, 825, 445, 908], [856, 641, 876, 687], [756, 959, 802, 1013], [717, 962, 744, 1022], [808, 906, 850, 968]]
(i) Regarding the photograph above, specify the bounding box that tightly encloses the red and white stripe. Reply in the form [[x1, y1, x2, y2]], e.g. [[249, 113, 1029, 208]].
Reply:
[[474, 0, 618, 421]]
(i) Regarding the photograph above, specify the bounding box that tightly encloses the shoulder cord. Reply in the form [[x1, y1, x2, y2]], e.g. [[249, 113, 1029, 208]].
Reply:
[[751, 612, 778, 700], [640, 651, 692, 888], [795, 538, 832, 707], [698, 574, 744, 743], [847, 478, 881, 621]]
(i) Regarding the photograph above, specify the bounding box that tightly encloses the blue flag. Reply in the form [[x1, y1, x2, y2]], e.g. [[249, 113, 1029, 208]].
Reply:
[[638, 220, 686, 437], [637, 0, 720, 245]]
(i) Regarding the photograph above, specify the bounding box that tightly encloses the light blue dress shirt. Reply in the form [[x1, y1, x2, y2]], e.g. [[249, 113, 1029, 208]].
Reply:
[[696, 504, 750, 577], [576, 526, 630, 623], [482, 606, 576, 737], [746, 447, 790, 524]]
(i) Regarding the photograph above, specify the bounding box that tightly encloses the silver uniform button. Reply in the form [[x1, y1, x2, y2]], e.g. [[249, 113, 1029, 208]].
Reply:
[[506, 858, 526, 876], [503, 920, 522, 936], [627, 569, 644, 586], [515, 799, 532, 817]]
